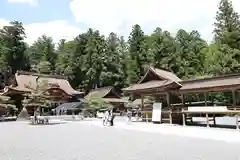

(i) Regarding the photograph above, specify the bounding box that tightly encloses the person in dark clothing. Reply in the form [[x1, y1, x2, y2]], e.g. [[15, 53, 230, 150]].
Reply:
[[108, 109, 115, 126], [110, 114, 115, 126]]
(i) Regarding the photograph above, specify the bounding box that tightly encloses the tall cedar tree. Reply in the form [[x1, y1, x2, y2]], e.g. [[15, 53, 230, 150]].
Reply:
[[0, 21, 29, 73], [211, 0, 240, 74], [127, 24, 146, 84], [214, 0, 240, 49]]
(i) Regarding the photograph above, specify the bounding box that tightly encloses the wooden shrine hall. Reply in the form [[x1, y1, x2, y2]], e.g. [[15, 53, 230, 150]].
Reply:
[[0, 71, 84, 115], [122, 67, 240, 129]]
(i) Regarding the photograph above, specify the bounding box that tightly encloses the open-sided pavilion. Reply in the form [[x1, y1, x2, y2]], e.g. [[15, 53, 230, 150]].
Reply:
[[123, 67, 240, 129]]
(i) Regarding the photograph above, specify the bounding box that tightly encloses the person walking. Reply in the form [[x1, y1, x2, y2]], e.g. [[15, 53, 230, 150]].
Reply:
[[103, 110, 109, 126], [126, 109, 132, 124]]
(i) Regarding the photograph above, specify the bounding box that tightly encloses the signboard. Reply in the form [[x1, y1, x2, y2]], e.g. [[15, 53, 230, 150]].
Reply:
[[152, 103, 162, 123]]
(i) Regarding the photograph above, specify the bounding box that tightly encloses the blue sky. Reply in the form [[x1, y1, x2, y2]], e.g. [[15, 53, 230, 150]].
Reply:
[[1, 0, 240, 45], [1, 0, 73, 23]]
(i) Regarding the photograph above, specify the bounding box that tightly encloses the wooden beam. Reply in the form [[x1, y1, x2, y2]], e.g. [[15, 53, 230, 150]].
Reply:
[[178, 85, 240, 94], [141, 92, 167, 97]]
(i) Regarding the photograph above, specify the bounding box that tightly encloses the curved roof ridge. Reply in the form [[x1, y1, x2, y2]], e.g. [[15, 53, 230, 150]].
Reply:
[[150, 67, 182, 82], [85, 86, 114, 99], [138, 66, 181, 84]]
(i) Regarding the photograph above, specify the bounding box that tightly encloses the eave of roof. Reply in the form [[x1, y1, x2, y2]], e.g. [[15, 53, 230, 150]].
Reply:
[[179, 74, 240, 93], [123, 80, 182, 93], [132, 98, 152, 105], [138, 67, 181, 84], [16, 70, 66, 79], [85, 86, 119, 99], [103, 98, 128, 103]]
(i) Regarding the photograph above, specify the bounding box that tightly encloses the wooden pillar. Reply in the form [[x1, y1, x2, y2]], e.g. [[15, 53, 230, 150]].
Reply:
[[232, 90, 236, 110], [206, 113, 209, 127], [236, 115, 239, 130], [182, 109, 186, 126], [146, 113, 149, 123], [166, 92, 170, 108], [181, 93, 185, 107], [204, 92, 207, 106], [141, 95, 145, 122], [141, 95, 144, 111], [169, 109, 172, 124], [166, 93, 171, 124], [209, 92, 214, 105], [181, 93, 186, 125]]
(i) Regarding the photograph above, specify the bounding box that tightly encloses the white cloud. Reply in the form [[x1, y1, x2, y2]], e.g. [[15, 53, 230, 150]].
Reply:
[[0, 19, 9, 28], [0, 19, 82, 45], [70, 0, 240, 41], [8, 0, 37, 5], [24, 20, 82, 45]]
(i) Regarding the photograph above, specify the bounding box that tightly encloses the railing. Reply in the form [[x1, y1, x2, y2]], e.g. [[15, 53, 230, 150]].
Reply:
[[181, 106, 240, 130]]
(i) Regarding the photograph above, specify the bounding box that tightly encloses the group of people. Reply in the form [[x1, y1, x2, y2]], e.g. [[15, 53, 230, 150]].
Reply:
[[102, 109, 141, 126], [102, 109, 115, 126]]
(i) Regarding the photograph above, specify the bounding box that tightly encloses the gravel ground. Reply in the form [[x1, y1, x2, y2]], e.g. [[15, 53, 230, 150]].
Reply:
[[0, 121, 240, 160]]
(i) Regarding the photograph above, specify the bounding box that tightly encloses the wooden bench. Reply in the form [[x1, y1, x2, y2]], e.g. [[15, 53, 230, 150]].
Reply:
[[30, 116, 49, 125], [182, 106, 240, 129]]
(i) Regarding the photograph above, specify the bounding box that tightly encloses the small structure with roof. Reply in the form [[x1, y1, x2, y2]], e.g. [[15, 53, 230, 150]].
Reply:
[[85, 86, 128, 112], [123, 66, 182, 95], [123, 66, 182, 123]]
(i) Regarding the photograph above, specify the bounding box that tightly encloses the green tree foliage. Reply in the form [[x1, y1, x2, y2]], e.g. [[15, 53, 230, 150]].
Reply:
[[118, 36, 128, 87], [214, 0, 240, 49], [88, 97, 109, 111], [0, 21, 29, 73], [28, 35, 57, 73], [127, 24, 146, 84], [101, 32, 123, 88], [37, 61, 51, 74], [149, 28, 177, 72], [175, 29, 207, 78], [211, 0, 240, 74], [205, 44, 240, 75], [0, 39, 8, 69], [1, 0, 240, 94]]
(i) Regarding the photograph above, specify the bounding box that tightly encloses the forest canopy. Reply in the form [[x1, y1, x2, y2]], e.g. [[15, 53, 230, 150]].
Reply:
[[0, 0, 240, 93]]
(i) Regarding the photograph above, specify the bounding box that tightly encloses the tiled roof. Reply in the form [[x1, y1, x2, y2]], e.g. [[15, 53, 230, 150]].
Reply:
[[85, 87, 114, 99], [138, 67, 181, 84], [180, 74, 240, 92], [85, 87, 127, 103], [3, 71, 84, 96], [123, 80, 182, 92]]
